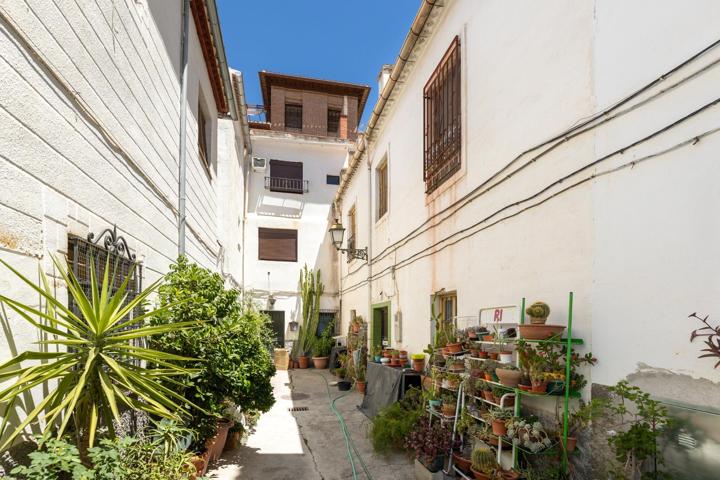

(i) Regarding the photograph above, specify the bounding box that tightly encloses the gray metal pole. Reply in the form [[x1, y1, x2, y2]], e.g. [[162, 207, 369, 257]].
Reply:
[[178, 0, 190, 256]]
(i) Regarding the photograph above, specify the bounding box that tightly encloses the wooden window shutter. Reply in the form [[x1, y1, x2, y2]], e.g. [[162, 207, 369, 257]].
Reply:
[[258, 228, 298, 262]]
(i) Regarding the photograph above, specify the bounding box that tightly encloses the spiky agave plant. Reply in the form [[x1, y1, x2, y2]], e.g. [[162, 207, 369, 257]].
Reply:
[[0, 255, 200, 454]]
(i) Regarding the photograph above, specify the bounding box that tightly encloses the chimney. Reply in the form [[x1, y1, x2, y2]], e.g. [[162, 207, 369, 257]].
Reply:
[[377, 64, 393, 97], [339, 95, 348, 139]]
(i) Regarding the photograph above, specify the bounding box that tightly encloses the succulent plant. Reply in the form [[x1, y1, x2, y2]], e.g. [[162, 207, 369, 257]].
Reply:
[[471, 446, 496, 474], [526, 301, 550, 319]]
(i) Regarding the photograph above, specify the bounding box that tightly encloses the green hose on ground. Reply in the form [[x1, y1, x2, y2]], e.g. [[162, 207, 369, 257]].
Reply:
[[308, 372, 375, 480]]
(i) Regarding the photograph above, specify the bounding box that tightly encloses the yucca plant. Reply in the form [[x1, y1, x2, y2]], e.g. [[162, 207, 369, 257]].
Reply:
[[0, 255, 200, 455]]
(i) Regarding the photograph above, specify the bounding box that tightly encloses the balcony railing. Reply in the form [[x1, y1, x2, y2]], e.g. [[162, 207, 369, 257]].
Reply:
[[265, 176, 309, 194], [247, 104, 269, 126]]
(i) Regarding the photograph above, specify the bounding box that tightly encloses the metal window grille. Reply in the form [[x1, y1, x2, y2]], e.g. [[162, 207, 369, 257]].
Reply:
[[285, 103, 303, 129], [67, 227, 144, 351], [423, 36, 461, 193]]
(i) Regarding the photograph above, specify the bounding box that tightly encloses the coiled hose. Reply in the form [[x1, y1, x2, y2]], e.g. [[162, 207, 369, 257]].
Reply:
[[309, 372, 375, 480]]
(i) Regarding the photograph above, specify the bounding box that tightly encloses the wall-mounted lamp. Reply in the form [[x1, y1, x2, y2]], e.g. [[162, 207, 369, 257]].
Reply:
[[329, 219, 367, 261]]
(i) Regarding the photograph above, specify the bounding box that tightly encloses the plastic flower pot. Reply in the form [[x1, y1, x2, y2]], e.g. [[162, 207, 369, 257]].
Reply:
[[312, 356, 329, 369], [428, 399, 441, 410], [530, 381, 548, 394], [547, 380, 565, 395], [412, 358, 425, 372], [298, 356, 309, 369], [422, 455, 445, 473], [478, 351, 488, 359], [374, 355, 382, 363], [337, 380, 352, 391], [499, 351, 513, 363], [380, 357, 390, 365], [488, 352, 499, 360]]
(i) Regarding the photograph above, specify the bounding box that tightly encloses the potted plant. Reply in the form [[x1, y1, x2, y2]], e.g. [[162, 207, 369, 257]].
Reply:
[[486, 409, 513, 437], [446, 373, 461, 391], [506, 418, 553, 453], [404, 421, 454, 473], [495, 364, 522, 388], [525, 301, 551, 324], [470, 446, 497, 480], [563, 398, 606, 452], [441, 394, 456, 417], [452, 443, 473, 474], [312, 331, 333, 369], [356, 365, 367, 394], [492, 387, 513, 406], [499, 350, 513, 364], [370, 345, 382, 363], [411, 353, 426, 372]]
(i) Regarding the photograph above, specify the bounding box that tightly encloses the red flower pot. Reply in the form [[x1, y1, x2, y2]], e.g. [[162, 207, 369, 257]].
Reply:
[[492, 419, 507, 437], [447, 342, 463, 353], [452, 452, 472, 473]]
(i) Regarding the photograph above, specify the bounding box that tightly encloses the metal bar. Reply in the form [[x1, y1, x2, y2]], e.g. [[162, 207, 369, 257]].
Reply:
[[562, 291, 574, 473], [177, 0, 190, 256]]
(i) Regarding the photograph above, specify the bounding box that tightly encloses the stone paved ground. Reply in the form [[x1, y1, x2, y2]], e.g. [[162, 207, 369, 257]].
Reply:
[[206, 369, 413, 480]]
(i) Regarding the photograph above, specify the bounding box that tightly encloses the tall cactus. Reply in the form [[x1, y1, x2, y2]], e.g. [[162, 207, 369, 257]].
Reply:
[[296, 264, 324, 357]]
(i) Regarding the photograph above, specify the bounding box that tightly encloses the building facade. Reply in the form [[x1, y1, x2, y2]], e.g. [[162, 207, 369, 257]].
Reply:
[[0, 0, 249, 446], [334, 0, 720, 475], [244, 74, 369, 344]]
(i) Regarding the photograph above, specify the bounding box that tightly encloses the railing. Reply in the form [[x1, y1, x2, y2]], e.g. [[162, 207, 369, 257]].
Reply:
[[247, 104, 269, 124], [265, 176, 309, 194]]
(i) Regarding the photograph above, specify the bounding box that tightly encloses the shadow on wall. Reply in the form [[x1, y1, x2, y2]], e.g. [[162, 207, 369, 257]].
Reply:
[[255, 192, 305, 218], [0, 305, 43, 472]]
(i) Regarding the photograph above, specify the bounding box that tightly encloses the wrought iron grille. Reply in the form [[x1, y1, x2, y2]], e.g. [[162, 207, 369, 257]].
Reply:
[[423, 36, 462, 193], [265, 176, 309, 193], [67, 226, 143, 341]]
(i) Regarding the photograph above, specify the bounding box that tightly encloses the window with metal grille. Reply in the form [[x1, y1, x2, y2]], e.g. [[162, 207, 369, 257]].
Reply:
[[258, 227, 298, 262], [67, 230, 143, 349], [377, 159, 388, 219], [327, 108, 341, 134], [423, 36, 461, 194], [317, 311, 338, 336], [285, 103, 303, 129], [198, 100, 210, 175]]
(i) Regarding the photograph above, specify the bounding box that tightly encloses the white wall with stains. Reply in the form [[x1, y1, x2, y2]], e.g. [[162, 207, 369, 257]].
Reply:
[[336, 0, 720, 404]]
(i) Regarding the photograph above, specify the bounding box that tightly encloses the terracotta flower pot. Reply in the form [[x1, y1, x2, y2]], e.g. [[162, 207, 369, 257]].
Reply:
[[495, 368, 522, 388], [212, 419, 233, 462], [518, 384, 531, 392], [356, 380, 366, 394], [441, 403, 455, 417], [471, 466, 492, 480], [483, 372, 493, 381], [312, 356, 329, 369], [502, 469, 521, 480], [399, 350, 408, 358], [478, 351, 488, 359], [452, 452, 472, 473], [492, 419, 507, 437], [482, 335, 494, 342], [530, 381, 547, 393], [412, 358, 425, 372], [488, 352, 499, 360], [482, 391, 494, 402], [298, 356, 309, 369], [190, 451, 209, 479], [518, 324, 565, 340], [564, 436, 577, 452], [224, 430, 241, 451], [447, 342, 463, 353]]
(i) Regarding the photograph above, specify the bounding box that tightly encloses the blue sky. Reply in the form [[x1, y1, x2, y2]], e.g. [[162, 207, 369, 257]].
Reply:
[[217, 0, 420, 128]]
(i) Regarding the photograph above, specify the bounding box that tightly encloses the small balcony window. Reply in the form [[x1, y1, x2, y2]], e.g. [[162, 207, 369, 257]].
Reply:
[[266, 160, 308, 194], [327, 108, 341, 134]]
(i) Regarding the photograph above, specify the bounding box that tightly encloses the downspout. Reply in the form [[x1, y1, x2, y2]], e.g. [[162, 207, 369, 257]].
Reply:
[[178, 0, 190, 256], [366, 143, 373, 346]]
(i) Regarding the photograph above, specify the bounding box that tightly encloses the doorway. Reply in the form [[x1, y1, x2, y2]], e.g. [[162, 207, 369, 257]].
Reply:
[[372, 302, 391, 350], [263, 310, 285, 347]]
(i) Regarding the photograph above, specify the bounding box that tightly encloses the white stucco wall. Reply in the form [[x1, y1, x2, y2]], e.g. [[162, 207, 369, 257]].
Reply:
[[337, 0, 720, 405], [244, 131, 348, 333], [0, 0, 247, 443]]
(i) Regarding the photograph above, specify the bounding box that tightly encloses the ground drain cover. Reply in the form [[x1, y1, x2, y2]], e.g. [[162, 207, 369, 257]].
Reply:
[[288, 407, 309, 412]]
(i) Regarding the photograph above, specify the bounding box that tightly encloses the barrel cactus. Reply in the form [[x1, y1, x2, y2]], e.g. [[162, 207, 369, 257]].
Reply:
[[526, 301, 550, 324], [471, 446, 496, 474]]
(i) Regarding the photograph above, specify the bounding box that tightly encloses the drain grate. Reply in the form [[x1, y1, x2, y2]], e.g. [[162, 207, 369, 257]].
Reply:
[[289, 406, 309, 412]]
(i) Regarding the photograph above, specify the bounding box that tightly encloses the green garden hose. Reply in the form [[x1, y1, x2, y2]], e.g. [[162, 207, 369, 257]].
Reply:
[[309, 372, 375, 480]]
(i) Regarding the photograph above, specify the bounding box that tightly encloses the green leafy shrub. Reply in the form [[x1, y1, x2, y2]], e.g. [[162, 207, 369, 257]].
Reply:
[[149, 257, 276, 443], [8, 436, 198, 480], [312, 321, 334, 357], [370, 388, 423, 453]]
